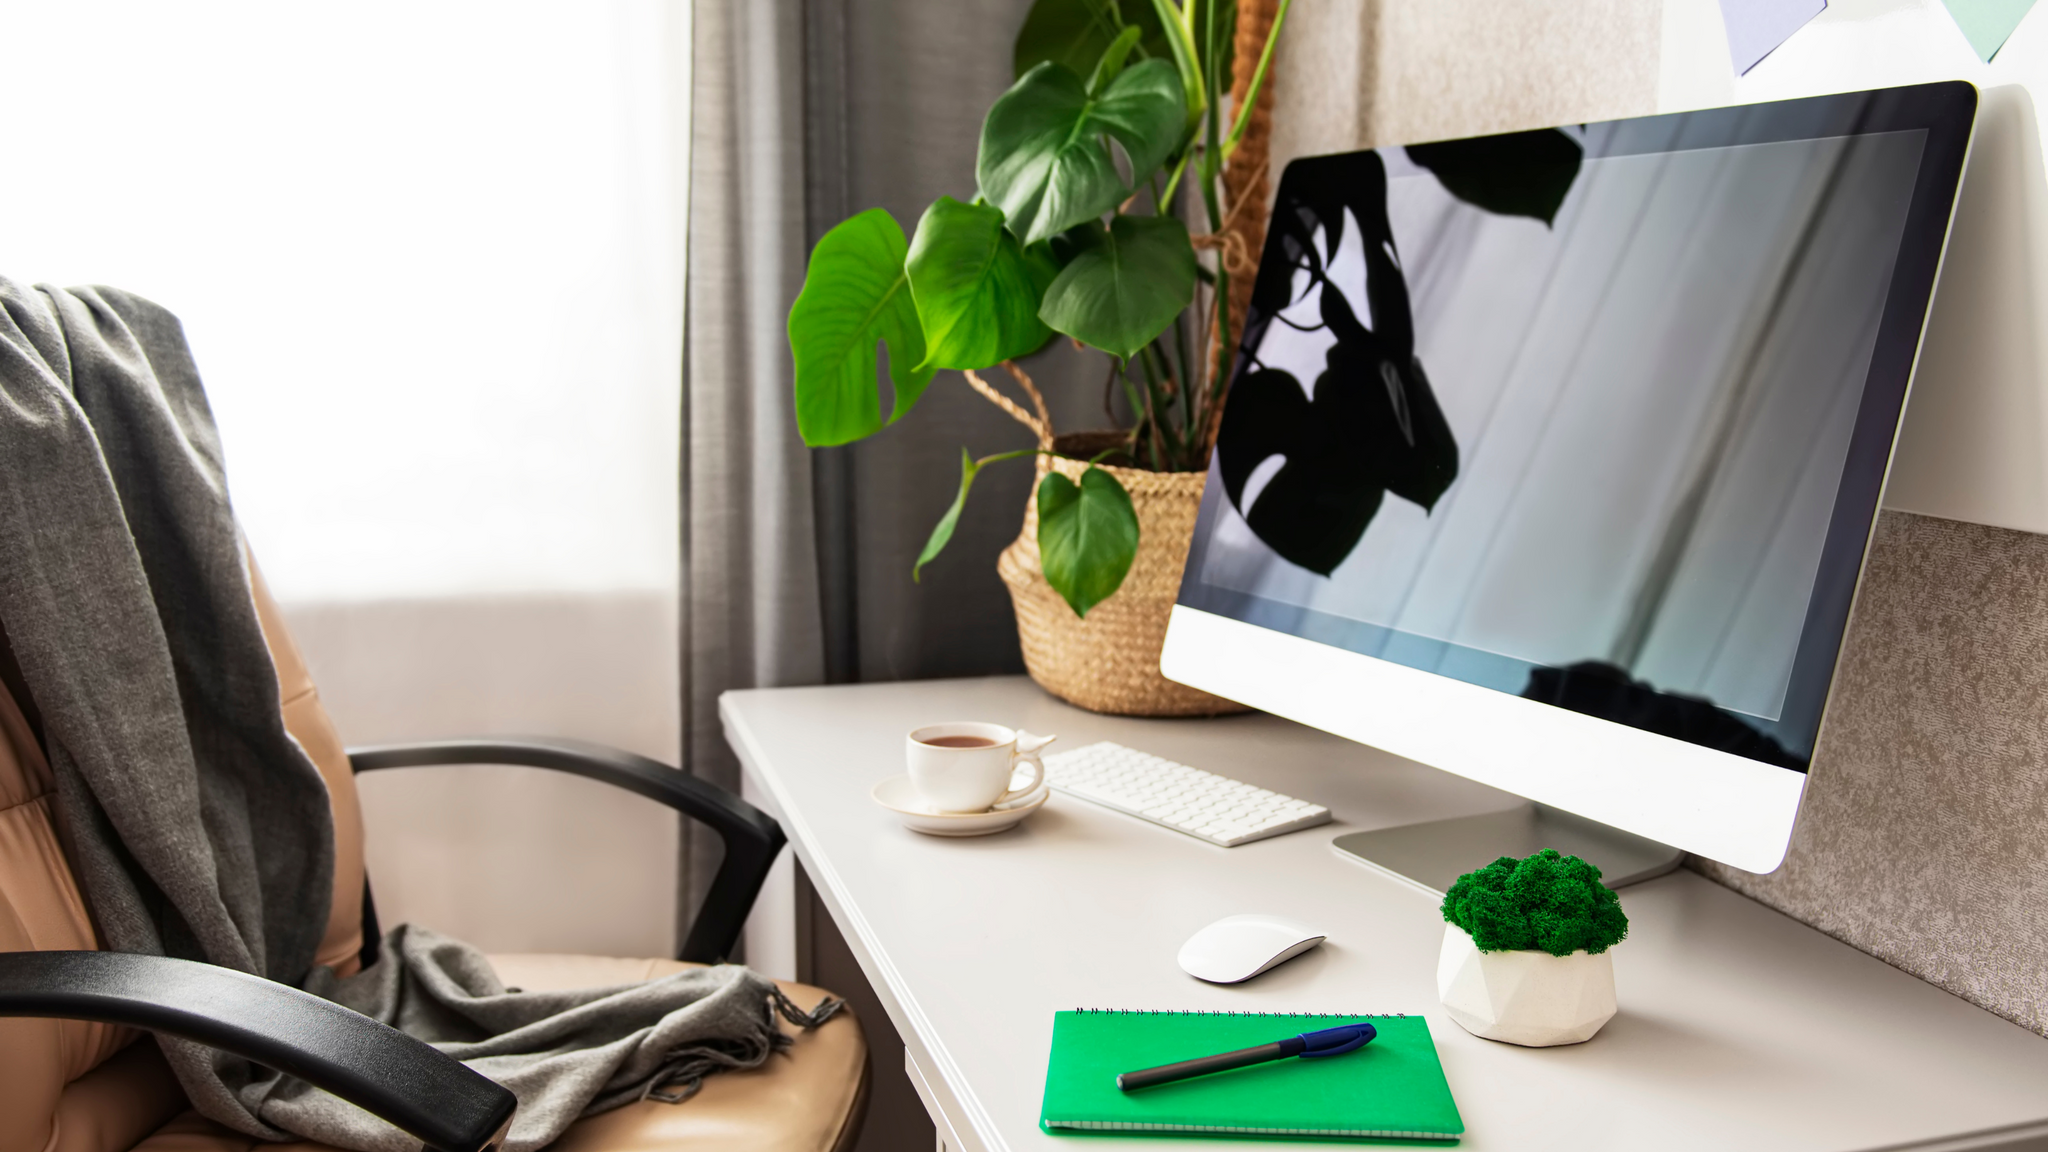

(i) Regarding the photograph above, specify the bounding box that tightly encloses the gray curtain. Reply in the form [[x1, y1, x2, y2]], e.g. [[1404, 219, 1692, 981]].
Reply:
[[681, 0, 1113, 940]]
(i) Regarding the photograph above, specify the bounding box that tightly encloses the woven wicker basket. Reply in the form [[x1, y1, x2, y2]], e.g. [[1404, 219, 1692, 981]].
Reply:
[[998, 442, 1250, 716]]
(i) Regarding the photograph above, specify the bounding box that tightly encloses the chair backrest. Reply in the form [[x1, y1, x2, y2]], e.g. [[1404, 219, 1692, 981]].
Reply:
[[0, 553, 368, 1152], [246, 556, 368, 976]]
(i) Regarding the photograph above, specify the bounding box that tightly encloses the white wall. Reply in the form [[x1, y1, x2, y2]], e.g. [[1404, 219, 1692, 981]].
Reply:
[[294, 593, 684, 958], [1662, 0, 2046, 112], [1662, 0, 2048, 537], [0, 2, 690, 957]]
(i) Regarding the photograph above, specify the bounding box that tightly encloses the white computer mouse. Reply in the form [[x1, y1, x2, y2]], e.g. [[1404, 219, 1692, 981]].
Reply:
[[1177, 914, 1327, 984]]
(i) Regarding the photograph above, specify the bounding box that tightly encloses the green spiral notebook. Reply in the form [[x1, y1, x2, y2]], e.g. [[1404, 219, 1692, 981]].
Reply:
[[1040, 1010, 1463, 1140]]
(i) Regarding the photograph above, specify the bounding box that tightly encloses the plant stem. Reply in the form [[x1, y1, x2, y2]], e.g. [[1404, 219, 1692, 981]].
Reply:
[[1135, 345, 1177, 469], [1172, 313, 1196, 446], [1194, 158, 1228, 454], [1197, 14, 1212, 186], [1198, 0, 1224, 204], [1094, 0, 1127, 36], [1193, 253, 1219, 437], [1140, 342, 1186, 453], [976, 447, 1043, 469], [1223, 0, 1292, 158], [1197, 260, 1235, 456], [1117, 365, 1150, 460], [1199, 153, 1224, 230], [1160, 148, 1193, 209], [1212, 265, 1233, 394]]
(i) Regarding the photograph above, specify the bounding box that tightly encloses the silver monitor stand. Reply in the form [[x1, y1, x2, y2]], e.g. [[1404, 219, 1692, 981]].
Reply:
[[1331, 803, 1685, 897]]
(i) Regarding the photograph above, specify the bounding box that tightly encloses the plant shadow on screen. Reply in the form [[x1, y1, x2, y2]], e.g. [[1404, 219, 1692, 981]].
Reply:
[[1524, 662, 1807, 770], [1218, 129, 1583, 575]]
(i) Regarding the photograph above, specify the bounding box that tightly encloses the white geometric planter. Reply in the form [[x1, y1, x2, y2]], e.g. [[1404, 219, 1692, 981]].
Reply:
[[1436, 924, 1617, 1047]]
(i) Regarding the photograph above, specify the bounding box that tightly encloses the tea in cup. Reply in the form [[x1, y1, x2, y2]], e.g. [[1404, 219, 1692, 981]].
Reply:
[[906, 722, 1054, 813]]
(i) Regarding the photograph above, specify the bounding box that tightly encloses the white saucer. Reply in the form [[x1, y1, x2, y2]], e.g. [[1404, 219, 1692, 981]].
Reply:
[[870, 774, 1049, 837]]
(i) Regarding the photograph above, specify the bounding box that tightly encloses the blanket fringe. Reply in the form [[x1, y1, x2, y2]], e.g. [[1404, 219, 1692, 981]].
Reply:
[[771, 985, 846, 1030], [640, 988, 847, 1104]]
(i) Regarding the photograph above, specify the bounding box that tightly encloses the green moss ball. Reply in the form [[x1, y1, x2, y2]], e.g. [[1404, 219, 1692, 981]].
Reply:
[[1439, 848, 1628, 956]]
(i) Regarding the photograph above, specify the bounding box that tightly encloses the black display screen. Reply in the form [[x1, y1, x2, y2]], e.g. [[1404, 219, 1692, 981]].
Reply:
[[1180, 84, 1977, 770]]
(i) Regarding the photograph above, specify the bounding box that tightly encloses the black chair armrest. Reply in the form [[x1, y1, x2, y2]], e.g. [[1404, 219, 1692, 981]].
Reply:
[[0, 951, 514, 1152], [347, 738, 785, 965]]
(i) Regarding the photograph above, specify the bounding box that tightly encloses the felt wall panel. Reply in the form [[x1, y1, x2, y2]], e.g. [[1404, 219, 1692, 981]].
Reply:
[[1695, 510, 2048, 1036], [1269, 0, 1661, 174]]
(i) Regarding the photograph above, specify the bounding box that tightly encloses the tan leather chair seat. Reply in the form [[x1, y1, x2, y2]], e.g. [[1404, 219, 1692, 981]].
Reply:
[[124, 955, 867, 1152]]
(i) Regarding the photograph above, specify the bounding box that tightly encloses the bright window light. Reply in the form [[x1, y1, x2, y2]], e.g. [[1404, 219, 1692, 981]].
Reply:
[[0, 1, 686, 603]]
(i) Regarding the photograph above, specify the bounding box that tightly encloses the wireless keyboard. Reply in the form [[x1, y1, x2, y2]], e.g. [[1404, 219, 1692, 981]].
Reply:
[[1041, 741, 1332, 847]]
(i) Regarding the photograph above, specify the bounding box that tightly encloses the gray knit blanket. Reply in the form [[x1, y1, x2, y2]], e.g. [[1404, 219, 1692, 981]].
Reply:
[[0, 280, 832, 1152]]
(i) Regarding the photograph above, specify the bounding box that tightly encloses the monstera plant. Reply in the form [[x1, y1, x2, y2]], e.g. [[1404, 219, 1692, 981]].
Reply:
[[787, 0, 1290, 617]]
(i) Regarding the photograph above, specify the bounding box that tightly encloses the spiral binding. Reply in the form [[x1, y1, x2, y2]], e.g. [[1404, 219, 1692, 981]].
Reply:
[[1071, 1009, 1406, 1017]]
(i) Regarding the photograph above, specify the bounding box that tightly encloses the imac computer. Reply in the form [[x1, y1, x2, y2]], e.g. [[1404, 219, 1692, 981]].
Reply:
[[1160, 83, 1978, 889]]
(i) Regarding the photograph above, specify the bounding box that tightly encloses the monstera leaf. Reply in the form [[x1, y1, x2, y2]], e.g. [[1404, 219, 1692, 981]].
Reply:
[[911, 449, 1141, 618], [1038, 465, 1141, 616], [788, 208, 936, 447], [906, 196, 1058, 371], [1405, 128, 1584, 226], [1013, 0, 1171, 80], [1014, 0, 1233, 95], [1037, 214, 1197, 359], [977, 58, 1186, 246]]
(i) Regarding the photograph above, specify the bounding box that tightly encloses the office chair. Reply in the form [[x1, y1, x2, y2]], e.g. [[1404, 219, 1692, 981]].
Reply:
[[0, 558, 869, 1152]]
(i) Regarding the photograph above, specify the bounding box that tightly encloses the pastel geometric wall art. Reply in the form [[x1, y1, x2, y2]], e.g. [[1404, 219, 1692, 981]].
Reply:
[[1718, 0, 1827, 73], [1944, 0, 2039, 61]]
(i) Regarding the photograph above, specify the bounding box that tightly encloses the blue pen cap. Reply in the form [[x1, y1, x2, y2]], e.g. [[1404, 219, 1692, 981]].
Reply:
[[1297, 1023, 1376, 1057]]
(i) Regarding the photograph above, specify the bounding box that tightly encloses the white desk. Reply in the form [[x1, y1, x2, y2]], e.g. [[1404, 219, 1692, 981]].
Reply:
[[723, 676, 2048, 1152]]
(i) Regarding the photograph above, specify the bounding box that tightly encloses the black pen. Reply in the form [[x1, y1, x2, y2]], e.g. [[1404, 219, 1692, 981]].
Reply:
[[1116, 1022, 1376, 1091]]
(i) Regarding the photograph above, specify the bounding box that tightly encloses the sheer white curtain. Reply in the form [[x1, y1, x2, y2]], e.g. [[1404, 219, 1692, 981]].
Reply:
[[0, 1, 690, 956]]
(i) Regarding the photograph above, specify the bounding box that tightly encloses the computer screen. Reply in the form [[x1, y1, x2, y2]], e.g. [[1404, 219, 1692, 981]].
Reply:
[[1162, 84, 1976, 872]]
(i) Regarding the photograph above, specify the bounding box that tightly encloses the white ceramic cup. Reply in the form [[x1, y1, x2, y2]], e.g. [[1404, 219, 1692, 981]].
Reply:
[[905, 722, 1054, 813]]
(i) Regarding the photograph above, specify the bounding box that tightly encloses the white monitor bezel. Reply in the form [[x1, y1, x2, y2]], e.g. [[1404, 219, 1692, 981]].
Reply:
[[1161, 605, 1805, 872]]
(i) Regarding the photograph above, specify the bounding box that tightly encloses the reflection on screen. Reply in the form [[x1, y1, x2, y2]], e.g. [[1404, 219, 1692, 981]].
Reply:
[[1191, 125, 1928, 764]]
